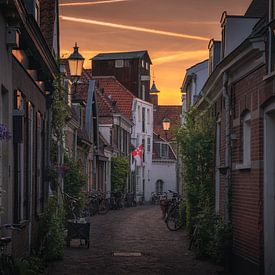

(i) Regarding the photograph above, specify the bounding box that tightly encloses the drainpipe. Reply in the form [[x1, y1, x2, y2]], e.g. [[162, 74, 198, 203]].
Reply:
[[223, 72, 231, 225]]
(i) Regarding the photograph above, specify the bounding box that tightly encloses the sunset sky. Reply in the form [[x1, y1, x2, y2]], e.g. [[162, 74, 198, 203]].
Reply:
[[60, 0, 252, 105]]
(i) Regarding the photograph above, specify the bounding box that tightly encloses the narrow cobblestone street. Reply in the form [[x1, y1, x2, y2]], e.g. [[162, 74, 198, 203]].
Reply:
[[49, 205, 226, 275]]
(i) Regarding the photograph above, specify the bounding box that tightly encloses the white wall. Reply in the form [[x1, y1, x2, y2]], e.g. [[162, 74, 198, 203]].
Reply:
[[131, 98, 153, 201], [151, 161, 177, 196]]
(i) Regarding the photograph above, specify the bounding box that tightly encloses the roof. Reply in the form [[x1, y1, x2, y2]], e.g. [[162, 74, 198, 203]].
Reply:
[[245, 0, 268, 18], [96, 88, 119, 117], [40, 0, 57, 52], [92, 50, 152, 64], [93, 76, 134, 119], [153, 105, 182, 141]]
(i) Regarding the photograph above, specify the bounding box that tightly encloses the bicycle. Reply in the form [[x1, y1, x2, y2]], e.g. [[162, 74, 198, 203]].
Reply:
[[164, 190, 186, 231], [0, 224, 23, 275], [84, 191, 109, 216]]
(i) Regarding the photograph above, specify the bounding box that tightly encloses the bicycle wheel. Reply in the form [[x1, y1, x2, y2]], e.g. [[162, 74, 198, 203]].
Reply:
[[166, 206, 184, 231], [98, 199, 109, 214]]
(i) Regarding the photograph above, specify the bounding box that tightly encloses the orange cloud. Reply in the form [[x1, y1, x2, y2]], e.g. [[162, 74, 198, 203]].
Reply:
[[60, 0, 129, 7], [60, 15, 210, 41]]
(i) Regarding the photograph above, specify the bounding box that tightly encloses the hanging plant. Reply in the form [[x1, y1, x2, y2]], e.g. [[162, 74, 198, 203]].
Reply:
[[0, 123, 12, 141]]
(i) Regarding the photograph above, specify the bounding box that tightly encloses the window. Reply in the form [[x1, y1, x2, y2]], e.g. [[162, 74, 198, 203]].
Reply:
[[138, 106, 141, 122], [142, 85, 145, 100], [124, 60, 130, 67], [145, 62, 149, 70], [147, 137, 151, 152], [156, 180, 164, 194], [115, 60, 124, 68], [36, 112, 43, 214], [160, 143, 169, 158], [141, 59, 145, 68], [242, 112, 251, 166], [142, 138, 145, 162], [142, 107, 145, 132], [27, 102, 34, 219], [147, 109, 150, 125]]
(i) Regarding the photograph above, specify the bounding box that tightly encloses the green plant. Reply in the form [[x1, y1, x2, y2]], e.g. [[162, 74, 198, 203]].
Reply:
[[111, 156, 129, 193], [63, 156, 87, 217], [177, 109, 215, 232], [177, 109, 232, 263], [51, 75, 71, 140], [37, 195, 65, 262]]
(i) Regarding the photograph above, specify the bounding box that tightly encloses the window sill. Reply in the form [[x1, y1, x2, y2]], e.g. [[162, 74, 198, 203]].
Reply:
[[235, 163, 251, 171]]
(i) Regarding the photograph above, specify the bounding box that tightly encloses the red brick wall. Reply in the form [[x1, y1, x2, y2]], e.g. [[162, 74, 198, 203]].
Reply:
[[215, 66, 268, 268]]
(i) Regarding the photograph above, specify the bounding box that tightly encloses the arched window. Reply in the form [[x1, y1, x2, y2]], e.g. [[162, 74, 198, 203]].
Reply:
[[156, 180, 164, 194], [242, 111, 251, 165]]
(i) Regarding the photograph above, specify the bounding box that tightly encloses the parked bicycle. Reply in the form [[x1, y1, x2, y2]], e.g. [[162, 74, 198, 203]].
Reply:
[[108, 191, 124, 210], [124, 193, 137, 207], [162, 190, 186, 231], [84, 191, 109, 216], [0, 224, 23, 275]]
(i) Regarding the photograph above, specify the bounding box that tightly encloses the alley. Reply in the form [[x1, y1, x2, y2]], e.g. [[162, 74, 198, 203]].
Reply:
[[49, 206, 225, 275]]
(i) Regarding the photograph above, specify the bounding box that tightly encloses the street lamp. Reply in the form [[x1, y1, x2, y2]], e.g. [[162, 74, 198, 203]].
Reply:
[[162, 118, 171, 140], [68, 42, 84, 78]]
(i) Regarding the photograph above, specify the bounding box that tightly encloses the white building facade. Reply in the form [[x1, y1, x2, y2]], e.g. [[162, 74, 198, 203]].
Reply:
[[131, 98, 153, 202]]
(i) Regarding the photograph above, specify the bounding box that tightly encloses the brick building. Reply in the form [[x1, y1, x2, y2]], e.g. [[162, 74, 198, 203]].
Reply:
[[92, 51, 152, 102], [0, 0, 59, 256], [181, 0, 275, 274]]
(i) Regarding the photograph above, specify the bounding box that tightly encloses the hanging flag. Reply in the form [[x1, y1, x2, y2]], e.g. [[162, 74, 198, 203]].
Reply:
[[131, 144, 143, 159]]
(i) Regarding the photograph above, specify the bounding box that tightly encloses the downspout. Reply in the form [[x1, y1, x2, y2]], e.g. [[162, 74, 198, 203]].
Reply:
[[223, 72, 231, 225]]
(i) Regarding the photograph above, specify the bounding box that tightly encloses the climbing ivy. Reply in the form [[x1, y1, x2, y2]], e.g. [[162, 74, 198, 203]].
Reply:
[[51, 74, 71, 140], [111, 156, 129, 193], [177, 109, 232, 263]]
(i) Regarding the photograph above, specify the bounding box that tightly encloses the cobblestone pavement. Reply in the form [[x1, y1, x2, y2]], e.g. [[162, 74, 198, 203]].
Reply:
[[48, 205, 227, 275]]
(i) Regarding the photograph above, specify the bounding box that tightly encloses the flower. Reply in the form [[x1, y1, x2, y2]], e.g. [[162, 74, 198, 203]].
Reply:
[[0, 124, 12, 141]]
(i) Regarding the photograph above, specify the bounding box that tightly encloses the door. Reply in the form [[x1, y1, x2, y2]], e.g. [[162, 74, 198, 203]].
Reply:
[[264, 109, 275, 275]]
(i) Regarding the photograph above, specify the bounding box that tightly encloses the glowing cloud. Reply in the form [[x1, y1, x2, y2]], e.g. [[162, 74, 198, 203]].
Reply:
[[60, 15, 209, 41], [60, 0, 129, 7], [152, 50, 209, 65]]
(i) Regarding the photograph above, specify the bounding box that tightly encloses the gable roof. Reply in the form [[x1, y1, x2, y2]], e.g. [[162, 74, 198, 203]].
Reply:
[[93, 76, 134, 119], [92, 50, 152, 64], [154, 105, 182, 141]]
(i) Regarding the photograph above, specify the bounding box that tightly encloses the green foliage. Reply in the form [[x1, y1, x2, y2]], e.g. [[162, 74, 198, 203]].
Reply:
[[63, 155, 87, 217], [17, 256, 46, 275], [192, 210, 232, 263], [52, 75, 71, 140], [177, 109, 215, 232], [37, 195, 65, 262], [111, 156, 129, 193], [177, 109, 232, 263]]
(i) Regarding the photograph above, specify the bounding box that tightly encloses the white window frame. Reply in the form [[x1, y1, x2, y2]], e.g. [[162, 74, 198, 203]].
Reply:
[[115, 60, 124, 68], [141, 59, 145, 68]]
